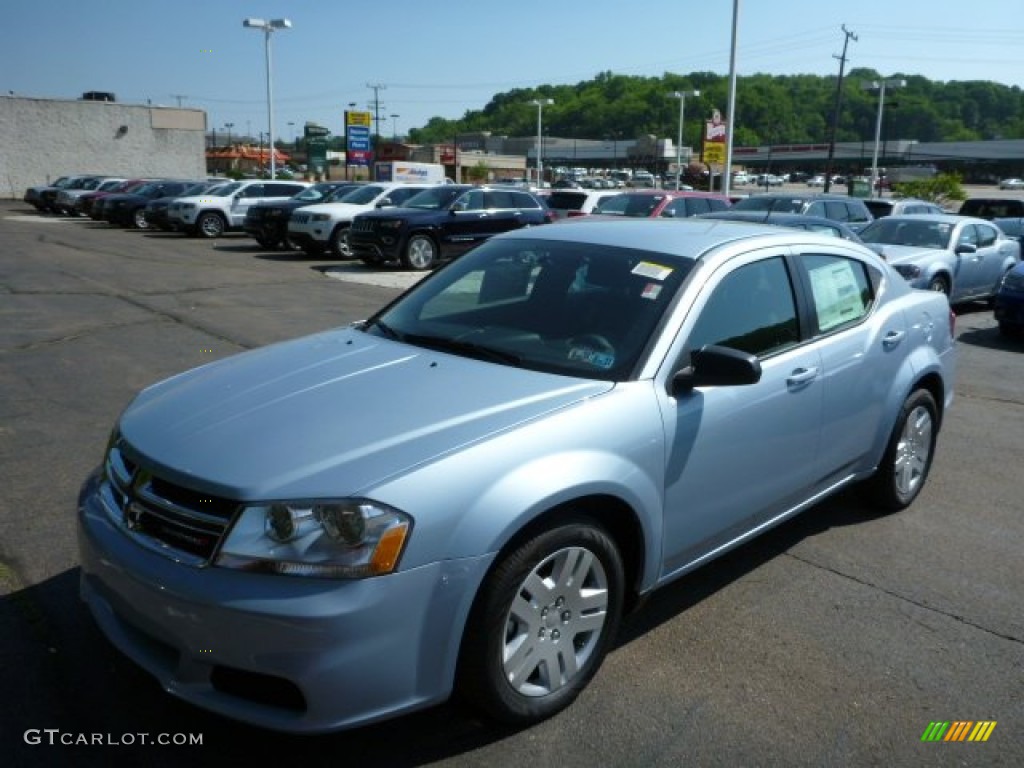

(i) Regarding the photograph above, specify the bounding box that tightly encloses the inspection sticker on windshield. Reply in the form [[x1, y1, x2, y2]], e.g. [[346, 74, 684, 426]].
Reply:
[[641, 283, 663, 300], [632, 262, 673, 281]]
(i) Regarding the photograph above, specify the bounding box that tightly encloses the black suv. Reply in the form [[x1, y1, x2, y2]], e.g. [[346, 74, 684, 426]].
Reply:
[[103, 179, 199, 229], [349, 185, 554, 270], [243, 182, 361, 249], [731, 192, 874, 232]]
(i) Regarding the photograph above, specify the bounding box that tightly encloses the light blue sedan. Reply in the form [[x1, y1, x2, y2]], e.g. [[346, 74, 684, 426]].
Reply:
[[78, 219, 956, 733], [858, 213, 1020, 303]]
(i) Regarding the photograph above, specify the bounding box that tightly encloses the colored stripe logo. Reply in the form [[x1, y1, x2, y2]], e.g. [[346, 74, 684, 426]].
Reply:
[[921, 721, 997, 742]]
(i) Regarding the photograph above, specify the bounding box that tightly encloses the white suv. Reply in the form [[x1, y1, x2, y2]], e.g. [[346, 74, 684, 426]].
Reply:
[[288, 182, 436, 257], [168, 179, 310, 238]]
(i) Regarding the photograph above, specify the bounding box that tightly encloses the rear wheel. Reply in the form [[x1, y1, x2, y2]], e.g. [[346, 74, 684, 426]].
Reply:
[[402, 234, 438, 270], [457, 518, 624, 725], [132, 208, 149, 229], [865, 389, 938, 511]]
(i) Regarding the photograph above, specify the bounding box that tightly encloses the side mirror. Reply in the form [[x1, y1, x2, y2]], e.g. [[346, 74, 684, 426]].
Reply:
[[670, 345, 762, 395], [376, 197, 394, 208], [955, 242, 977, 255]]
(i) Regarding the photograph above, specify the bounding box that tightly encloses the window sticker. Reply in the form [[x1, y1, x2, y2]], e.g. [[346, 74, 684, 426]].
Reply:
[[632, 262, 673, 281], [809, 260, 865, 331], [568, 346, 616, 369], [641, 282, 663, 301]]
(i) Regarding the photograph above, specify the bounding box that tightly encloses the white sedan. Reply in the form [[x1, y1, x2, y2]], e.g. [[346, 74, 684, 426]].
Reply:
[[998, 178, 1024, 190]]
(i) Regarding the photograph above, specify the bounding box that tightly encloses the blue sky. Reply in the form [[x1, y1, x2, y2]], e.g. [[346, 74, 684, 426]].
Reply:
[[3, 1, 1022, 142]]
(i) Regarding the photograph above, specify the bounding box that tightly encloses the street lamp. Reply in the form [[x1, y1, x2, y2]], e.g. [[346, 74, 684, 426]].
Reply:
[[390, 114, 400, 141], [243, 17, 292, 179], [670, 90, 700, 190], [530, 98, 554, 187], [224, 122, 234, 147], [865, 78, 905, 198]]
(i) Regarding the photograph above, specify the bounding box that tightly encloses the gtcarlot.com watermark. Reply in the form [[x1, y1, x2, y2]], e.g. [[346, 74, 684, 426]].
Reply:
[[24, 729, 202, 747]]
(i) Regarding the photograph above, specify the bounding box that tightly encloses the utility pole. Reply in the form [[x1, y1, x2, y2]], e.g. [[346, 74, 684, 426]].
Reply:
[[170, 94, 188, 108], [366, 83, 386, 159], [823, 24, 857, 194]]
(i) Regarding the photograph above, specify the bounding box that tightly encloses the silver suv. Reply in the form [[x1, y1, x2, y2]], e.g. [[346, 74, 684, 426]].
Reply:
[[168, 179, 310, 238]]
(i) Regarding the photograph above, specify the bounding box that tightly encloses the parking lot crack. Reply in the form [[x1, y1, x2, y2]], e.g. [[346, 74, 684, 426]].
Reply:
[[784, 551, 1023, 646]]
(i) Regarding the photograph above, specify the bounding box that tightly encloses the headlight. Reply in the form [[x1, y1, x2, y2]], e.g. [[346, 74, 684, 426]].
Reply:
[[379, 220, 405, 230], [311, 213, 332, 222], [215, 499, 412, 579], [180, 202, 196, 210], [892, 264, 921, 279]]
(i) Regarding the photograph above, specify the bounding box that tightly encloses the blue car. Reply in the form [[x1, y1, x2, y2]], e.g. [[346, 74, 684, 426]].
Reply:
[[78, 219, 956, 733], [994, 261, 1024, 335]]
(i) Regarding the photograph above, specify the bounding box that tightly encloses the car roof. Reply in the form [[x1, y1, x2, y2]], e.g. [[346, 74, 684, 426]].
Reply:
[[501, 217, 874, 265]]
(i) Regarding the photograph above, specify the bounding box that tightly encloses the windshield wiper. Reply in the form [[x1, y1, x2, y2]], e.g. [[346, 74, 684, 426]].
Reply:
[[362, 318, 403, 340], [402, 333, 523, 366]]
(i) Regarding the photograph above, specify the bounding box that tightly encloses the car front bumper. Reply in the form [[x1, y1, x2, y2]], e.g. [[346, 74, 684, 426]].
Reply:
[[77, 470, 492, 733], [994, 291, 1024, 330]]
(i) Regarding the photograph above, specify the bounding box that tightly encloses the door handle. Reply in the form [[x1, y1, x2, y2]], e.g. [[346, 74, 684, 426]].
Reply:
[[882, 330, 905, 349], [786, 367, 819, 387]]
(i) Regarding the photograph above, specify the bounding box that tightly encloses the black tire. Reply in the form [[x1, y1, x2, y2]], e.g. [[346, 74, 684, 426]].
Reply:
[[927, 274, 950, 295], [255, 234, 281, 250], [457, 518, 624, 725], [329, 224, 351, 259], [301, 243, 326, 258], [402, 234, 438, 270], [865, 389, 939, 511], [132, 208, 149, 229], [196, 212, 226, 239]]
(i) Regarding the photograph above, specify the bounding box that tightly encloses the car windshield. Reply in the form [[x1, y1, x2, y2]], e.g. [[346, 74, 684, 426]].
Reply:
[[401, 186, 470, 210], [363, 237, 694, 381], [97, 180, 124, 191], [732, 196, 806, 213], [858, 219, 953, 249], [207, 182, 241, 197], [294, 184, 337, 202], [593, 194, 662, 217], [335, 185, 389, 205]]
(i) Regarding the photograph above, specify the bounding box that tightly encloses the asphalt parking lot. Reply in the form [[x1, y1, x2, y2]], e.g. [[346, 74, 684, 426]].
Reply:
[[1, 199, 1022, 767]]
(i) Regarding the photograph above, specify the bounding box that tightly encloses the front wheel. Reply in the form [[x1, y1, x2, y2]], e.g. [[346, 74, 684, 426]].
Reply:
[[329, 224, 351, 259], [196, 212, 226, 239], [927, 275, 950, 295], [132, 208, 149, 229], [457, 518, 624, 725], [402, 234, 438, 270], [865, 389, 938, 511]]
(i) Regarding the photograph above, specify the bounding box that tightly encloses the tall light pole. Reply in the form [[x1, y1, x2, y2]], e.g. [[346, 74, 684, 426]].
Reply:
[[865, 78, 905, 198], [390, 114, 400, 141], [670, 90, 699, 190], [243, 17, 292, 179], [530, 98, 553, 187], [224, 122, 234, 147]]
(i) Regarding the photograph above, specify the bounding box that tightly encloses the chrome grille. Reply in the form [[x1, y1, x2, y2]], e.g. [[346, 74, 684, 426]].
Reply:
[[102, 440, 238, 565], [350, 218, 376, 233]]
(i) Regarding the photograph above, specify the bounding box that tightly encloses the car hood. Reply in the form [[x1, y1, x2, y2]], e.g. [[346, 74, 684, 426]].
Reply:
[[298, 202, 376, 217], [864, 243, 947, 263], [119, 327, 611, 501]]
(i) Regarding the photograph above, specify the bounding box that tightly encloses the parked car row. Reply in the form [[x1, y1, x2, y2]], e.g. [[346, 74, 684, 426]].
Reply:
[[20, 175, 1022, 312]]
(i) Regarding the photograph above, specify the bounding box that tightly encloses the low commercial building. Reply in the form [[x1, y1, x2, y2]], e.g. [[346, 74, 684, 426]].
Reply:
[[1, 94, 206, 198]]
